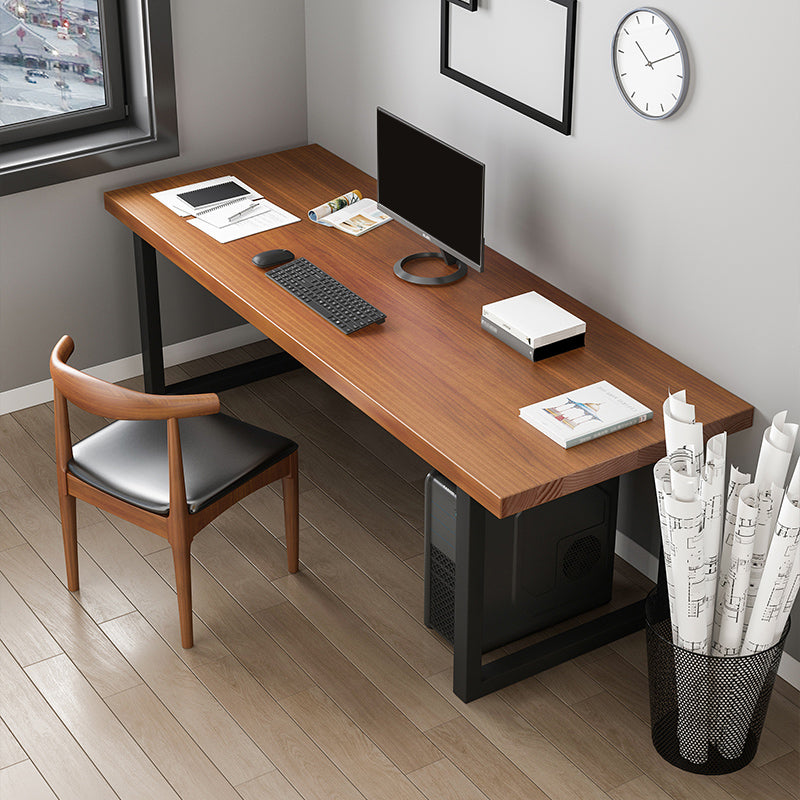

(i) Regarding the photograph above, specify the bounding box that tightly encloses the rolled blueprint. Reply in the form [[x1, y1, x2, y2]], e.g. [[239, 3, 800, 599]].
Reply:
[[654, 457, 679, 641], [744, 459, 800, 654], [746, 411, 799, 623], [712, 485, 759, 657], [701, 433, 727, 645], [658, 449, 709, 763], [663, 390, 705, 472], [715, 466, 752, 619]]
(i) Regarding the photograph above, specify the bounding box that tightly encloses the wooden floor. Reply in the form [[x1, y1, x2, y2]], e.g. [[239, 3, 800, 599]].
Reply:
[[1, 341, 797, 800]]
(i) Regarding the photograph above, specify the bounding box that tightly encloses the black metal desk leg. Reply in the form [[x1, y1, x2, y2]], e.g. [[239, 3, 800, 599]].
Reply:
[[452, 488, 487, 701], [133, 234, 166, 394]]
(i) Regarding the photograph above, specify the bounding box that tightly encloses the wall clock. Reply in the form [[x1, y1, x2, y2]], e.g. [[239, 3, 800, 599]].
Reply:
[[612, 7, 689, 120]]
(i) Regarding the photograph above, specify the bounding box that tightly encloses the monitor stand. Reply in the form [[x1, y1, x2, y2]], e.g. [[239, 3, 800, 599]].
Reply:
[[393, 250, 468, 286]]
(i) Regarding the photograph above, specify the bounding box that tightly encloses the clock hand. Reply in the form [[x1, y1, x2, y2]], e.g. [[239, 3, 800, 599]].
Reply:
[[635, 40, 654, 68], [650, 50, 680, 65]]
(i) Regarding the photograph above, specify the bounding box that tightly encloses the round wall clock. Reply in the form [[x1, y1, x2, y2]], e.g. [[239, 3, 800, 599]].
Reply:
[[612, 8, 689, 120]]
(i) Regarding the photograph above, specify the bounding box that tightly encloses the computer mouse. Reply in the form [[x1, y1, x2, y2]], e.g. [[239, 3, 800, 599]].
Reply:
[[252, 248, 295, 268]]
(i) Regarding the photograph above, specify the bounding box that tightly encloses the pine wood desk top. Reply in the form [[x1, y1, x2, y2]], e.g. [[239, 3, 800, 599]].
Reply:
[[105, 144, 753, 518]]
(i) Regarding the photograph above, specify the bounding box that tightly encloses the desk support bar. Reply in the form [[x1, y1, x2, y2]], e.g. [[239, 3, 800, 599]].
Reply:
[[132, 233, 302, 395], [451, 488, 649, 703], [133, 234, 166, 394]]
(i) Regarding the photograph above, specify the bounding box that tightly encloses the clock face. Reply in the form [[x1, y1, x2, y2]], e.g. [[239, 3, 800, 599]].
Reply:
[[612, 8, 689, 119]]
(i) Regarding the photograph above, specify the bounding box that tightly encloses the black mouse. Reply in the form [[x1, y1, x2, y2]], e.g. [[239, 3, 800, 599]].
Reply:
[[252, 248, 294, 268]]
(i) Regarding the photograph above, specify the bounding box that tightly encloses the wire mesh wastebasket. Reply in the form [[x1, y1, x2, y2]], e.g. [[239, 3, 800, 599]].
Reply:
[[645, 591, 790, 774]]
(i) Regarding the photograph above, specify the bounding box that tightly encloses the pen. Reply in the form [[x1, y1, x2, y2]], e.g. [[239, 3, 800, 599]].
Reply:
[[228, 202, 269, 223]]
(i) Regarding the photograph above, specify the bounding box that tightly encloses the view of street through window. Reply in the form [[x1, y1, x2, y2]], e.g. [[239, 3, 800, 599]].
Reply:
[[0, 0, 106, 127]]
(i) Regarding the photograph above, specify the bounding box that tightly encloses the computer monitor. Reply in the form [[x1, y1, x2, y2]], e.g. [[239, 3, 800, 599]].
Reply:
[[376, 107, 485, 286]]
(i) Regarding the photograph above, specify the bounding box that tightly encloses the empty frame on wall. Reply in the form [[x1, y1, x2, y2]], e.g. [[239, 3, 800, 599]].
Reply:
[[440, 0, 577, 135]]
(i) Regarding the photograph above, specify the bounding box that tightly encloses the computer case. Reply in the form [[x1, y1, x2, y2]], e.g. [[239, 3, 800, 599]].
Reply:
[[424, 472, 619, 652]]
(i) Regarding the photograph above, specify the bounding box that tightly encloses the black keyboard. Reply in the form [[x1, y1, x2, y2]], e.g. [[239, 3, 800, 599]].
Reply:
[[265, 257, 386, 335]]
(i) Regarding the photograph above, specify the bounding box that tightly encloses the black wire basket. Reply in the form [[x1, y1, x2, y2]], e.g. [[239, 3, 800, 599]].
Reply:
[[645, 590, 790, 774]]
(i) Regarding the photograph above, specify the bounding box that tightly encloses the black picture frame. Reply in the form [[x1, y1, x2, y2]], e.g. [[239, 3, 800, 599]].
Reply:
[[440, 0, 577, 136]]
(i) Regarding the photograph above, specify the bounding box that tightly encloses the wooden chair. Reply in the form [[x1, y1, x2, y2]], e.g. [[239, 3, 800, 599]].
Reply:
[[50, 335, 299, 648]]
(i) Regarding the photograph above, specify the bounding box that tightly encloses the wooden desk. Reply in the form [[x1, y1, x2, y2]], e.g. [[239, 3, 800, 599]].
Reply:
[[105, 145, 753, 700]]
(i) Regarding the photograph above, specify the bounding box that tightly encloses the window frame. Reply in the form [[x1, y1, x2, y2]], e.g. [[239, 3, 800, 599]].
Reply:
[[0, 0, 179, 197]]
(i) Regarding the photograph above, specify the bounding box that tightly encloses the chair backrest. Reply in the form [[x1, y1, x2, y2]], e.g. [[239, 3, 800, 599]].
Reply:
[[50, 335, 219, 422]]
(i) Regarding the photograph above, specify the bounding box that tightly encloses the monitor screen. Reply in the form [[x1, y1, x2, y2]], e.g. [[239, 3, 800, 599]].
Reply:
[[377, 108, 485, 274]]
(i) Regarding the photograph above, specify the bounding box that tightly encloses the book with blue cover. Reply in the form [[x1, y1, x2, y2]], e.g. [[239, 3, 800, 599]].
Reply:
[[519, 380, 652, 448]]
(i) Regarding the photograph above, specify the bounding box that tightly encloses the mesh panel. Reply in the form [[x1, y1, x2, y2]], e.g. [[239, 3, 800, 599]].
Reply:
[[645, 592, 789, 774], [562, 534, 601, 580], [429, 544, 456, 644]]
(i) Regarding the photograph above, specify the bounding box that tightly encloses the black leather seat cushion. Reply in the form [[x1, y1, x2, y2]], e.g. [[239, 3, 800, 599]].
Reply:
[[69, 414, 297, 516]]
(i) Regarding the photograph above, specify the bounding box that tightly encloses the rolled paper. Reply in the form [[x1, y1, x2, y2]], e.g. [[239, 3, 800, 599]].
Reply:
[[663, 390, 704, 472]]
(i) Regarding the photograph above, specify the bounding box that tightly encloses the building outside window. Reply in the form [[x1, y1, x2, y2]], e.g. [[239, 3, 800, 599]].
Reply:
[[0, 0, 178, 196]]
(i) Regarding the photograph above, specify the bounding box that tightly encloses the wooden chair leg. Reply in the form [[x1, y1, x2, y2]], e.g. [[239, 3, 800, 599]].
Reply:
[[170, 535, 194, 648], [59, 492, 79, 591], [282, 452, 299, 573]]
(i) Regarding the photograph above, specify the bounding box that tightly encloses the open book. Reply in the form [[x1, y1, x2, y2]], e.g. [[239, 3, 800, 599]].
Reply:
[[308, 190, 391, 236]]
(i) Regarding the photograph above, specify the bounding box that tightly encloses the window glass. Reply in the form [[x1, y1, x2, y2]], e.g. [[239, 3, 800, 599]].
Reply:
[[0, 0, 124, 145]]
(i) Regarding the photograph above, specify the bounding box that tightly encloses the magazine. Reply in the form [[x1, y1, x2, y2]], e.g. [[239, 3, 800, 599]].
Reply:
[[519, 380, 653, 448], [308, 190, 391, 236]]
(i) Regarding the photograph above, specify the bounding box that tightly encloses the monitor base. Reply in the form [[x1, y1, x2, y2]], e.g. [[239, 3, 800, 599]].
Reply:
[[393, 251, 468, 286]]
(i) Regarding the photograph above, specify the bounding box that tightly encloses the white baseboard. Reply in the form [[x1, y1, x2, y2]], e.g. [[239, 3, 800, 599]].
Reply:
[[0, 324, 267, 415], [615, 530, 800, 690]]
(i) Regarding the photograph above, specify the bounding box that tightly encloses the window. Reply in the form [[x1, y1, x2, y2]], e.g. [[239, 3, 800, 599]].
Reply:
[[0, 0, 178, 196]]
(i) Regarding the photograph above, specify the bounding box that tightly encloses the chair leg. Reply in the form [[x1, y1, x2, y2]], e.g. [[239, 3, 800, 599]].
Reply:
[[59, 492, 79, 591], [170, 536, 194, 648], [282, 452, 299, 574]]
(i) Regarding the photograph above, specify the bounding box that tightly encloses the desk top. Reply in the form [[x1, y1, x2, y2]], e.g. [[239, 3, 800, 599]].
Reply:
[[105, 145, 753, 518]]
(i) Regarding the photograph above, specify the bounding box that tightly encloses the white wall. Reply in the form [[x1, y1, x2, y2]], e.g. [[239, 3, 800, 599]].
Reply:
[[304, 0, 800, 660], [0, 0, 308, 389]]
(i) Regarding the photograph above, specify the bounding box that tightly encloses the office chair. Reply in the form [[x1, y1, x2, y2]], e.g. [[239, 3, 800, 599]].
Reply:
[[49, 335, 299, 648]]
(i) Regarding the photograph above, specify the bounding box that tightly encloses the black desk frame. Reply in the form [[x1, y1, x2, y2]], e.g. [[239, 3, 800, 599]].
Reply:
[[133, 231, 650, 703], [133, 235, 301, 395]]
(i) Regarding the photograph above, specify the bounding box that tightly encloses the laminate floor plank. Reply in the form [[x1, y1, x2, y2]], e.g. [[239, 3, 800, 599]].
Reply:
[[280, 686, 429, 800], [759, 750, 800, 798], [427, 669, 615, 800], [273, 570, 458, 732], [424, 717, 550, 800], [256, 601, 442, 775], [0, 485, 134, 624], [0, 506, 25, 551], [0, 452, 25, 493], [0, 543, 140, 697], [101, 611, 274, 787], [500, 676, 642, 792], [282, 485, 425, 619], [0, 413, 102, 527], [289, 436, 423, 560], [766, 691, 800, 750], [0, 568, 62, 666], [0, 717, 26, 769], [609, 775, 676, 800], [213, 496, 306, 581], [106, 682, 243, 800], [25, 654, 181, 800], [406, 758, 489, 800], [711, 760, 797, 800], [0, 759, 59, 800], [235, 769, 305, 800], [534, 659, 605, 707], [577, 650, 652, 724], [572, 691, 737, 800], [194, 654, 368, 800], [296, 522, 451, 677], [0, 641, 116, 800], [77, 516, 228, 666], [290, 408, 424, 532], [146, 546, 315, 700]]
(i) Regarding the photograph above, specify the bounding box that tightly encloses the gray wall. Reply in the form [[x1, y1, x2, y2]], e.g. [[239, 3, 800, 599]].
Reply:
[[0, 0, 308, 388], [304, 0, 800, 659]]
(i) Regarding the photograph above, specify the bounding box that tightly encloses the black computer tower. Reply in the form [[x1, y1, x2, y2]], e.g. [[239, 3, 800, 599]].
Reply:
[[424, 472, 619, 652]]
